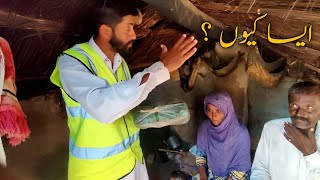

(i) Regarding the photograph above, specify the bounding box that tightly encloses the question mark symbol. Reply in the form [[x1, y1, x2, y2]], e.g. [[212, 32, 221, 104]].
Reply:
[[201, 22, 212, 41]]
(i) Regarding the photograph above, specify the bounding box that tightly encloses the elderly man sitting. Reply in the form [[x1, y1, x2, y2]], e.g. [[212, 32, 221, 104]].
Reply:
[[251, 81, 320, 180]]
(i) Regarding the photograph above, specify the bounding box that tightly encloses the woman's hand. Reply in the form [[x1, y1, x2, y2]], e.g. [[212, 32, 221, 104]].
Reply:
[[199, 166, 208, 180], [200, 174, 208, 180]]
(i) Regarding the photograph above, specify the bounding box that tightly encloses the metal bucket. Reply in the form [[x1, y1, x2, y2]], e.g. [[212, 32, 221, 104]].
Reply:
[[167, 136, 181, 150]]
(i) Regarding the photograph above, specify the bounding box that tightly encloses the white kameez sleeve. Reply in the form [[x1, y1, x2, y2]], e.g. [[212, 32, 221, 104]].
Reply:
[[58, 55, 170, 124], [250, 124, 271, 180], [304, 151, 320, 180]]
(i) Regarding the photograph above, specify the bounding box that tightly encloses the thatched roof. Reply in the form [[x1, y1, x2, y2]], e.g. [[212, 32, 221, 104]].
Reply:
[[1, 0, 319, 98]]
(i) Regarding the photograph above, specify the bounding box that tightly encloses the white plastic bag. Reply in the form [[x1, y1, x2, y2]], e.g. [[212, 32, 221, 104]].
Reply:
[[132, 101, 190, 129]]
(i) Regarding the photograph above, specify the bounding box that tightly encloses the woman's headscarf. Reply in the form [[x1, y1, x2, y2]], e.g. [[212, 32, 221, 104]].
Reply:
[[197, 91, 251, 176]]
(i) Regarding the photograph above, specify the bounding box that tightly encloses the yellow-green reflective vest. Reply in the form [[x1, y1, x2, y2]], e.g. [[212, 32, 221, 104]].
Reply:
[[50, 43, 143, 180]]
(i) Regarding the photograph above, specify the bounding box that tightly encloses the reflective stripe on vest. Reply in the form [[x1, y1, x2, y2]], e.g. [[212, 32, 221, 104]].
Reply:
[[69, 131, 139, 159], [66, 106, 92, 119]]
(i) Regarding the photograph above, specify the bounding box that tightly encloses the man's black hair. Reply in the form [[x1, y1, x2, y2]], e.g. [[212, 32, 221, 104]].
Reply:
[[92, 2, 140, 35], [288, 81, 320, 99]]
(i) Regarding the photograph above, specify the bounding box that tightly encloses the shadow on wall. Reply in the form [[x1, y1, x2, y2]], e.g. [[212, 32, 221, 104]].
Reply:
[[4, 92, 69, 180]]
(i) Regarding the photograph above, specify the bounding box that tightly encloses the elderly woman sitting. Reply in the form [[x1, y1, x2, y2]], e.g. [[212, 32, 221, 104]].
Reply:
[[192, 91, 251, 180]]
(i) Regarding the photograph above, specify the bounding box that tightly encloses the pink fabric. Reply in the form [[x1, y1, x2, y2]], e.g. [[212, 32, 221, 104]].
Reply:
[[0, 37, 30, 146]]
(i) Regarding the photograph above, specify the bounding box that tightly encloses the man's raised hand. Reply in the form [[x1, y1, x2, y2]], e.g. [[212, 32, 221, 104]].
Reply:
[[160, 34, 198, 72]]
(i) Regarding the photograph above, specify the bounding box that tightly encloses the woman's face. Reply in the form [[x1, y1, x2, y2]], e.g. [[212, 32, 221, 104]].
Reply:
[[207, 104, 225, 126]]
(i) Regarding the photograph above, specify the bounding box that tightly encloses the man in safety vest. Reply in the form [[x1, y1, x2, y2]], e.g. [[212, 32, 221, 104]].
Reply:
[[50, 2, 198, 180]]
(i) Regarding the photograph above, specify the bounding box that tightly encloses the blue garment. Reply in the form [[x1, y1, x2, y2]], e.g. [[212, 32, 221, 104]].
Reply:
[[197, 91, 251, 177]]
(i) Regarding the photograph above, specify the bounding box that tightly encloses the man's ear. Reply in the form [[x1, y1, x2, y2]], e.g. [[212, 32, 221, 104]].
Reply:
[[99, 24, 112, 40]]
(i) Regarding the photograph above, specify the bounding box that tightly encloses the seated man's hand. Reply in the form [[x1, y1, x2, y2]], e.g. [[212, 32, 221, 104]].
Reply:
[[160, 34, 198, 72], [284, 122, 317, 156]]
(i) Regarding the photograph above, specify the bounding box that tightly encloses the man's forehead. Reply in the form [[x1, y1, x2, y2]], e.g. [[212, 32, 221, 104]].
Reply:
[[291, 92, 319, 98], [290, 93, 320, 104], [121, 15, 142, 25]]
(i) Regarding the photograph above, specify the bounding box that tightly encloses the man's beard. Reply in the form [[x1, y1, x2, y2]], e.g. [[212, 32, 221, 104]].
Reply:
[[291, 115, 308, 122], [110, 34, 133, 58]]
